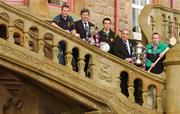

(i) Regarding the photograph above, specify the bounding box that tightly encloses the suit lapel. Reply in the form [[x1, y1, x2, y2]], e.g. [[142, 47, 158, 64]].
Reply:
[[80, 21, 85, 32], [120, 39, 129, 56]]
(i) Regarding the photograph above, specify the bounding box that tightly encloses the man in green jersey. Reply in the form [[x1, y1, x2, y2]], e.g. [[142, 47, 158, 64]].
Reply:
[[145, 32, 168, 74]]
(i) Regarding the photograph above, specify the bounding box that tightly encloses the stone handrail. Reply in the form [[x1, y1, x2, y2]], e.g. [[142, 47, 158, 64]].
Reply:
[[0, 1, 164, 113], [139, 4, 180, 43]]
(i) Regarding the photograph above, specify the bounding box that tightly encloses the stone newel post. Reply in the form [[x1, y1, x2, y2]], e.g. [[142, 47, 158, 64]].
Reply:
[[164, 44, 180, 114]]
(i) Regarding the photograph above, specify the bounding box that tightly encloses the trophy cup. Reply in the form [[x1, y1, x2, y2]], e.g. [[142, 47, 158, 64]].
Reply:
[[88, 26, 96, 45], [134, 42, 145, 67]]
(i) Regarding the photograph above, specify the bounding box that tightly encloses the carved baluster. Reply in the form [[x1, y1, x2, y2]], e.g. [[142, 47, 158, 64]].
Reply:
[[169, 21, 174, 38], [84, 55, 94, 78], [177, 23, 180, 42], [128, 85, 135, 102], [8, 25, 14, 43], [162, 15, 169, 41], [86, 62, 95, 79], [78, 55, 85, 76], [37, 38, 45, 56], [23, 31, 30, 49], [174, 19, 177, 38], [128, 77, 134, 102], [52, 45, 59, 63], [157, 96, 163, 112], [156, 88, 163, 112], [174, 21, 179, 38], [142, 91, 149, 108], [117, 75, 121, 92], [150, 16, 155, 32], [65, 51, 73, 69]]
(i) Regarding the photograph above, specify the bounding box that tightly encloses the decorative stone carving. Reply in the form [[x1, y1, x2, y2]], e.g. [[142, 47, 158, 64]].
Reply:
[[98, 62, 112, 82]]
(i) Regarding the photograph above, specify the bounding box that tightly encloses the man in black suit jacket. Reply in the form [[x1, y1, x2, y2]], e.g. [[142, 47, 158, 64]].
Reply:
[[111, 29, 136, 63], [74, 8, 94, 40]]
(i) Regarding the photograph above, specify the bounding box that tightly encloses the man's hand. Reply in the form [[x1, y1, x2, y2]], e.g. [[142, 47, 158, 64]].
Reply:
[[151, 63, 156, 68], [125, 58, 133, 63], [89, 37, 95, 45], [159, 52, 164, 58], [71, 29, 76, 35], [65, 30, 70, 33]]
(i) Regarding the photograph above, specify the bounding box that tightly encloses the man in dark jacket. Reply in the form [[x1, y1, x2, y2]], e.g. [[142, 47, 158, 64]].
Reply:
[[98, 18, 117, 53], [52, 4, 76, 34], [111, 29, 136, 63], [74, 8, 94, 41]]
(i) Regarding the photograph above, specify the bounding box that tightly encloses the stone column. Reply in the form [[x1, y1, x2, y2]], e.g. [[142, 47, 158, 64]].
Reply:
[[77, 50, 85, 75], [65, 51, 72, 69], [128, 85, 134, 102], [78, 56, 85, 76], [87, 62, 95, 79], [37, 38, 45, 56], [128, 78, 134, 102], [52, 45, 59, 63], [142, 91, 149, 108], [164, 44, 180, 114], [162, 15, 169, 41], [23, 31, 30, 49], [157, 96, 163, 112], [8, 25, 14, 43]]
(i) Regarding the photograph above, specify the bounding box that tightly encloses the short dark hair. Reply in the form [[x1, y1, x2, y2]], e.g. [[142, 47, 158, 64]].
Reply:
[[152, 32, 160, 38], [61, 4, 69, 10], [80, 8, 90, 15], [103, 18, 111, 24], [122, 28, 131, 35]]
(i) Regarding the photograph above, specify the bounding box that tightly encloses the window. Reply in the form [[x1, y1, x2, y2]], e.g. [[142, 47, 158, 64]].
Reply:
[[48, 0, 65, 6], [48, 0, 73, 11], [48, 0, 71, 7], [132, 0, 149, 33]]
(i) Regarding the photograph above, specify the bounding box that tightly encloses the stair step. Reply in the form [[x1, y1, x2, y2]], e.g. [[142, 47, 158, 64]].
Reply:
[[7, 89, 19, 96], [0, 76, 17, 81], [85, 111, 114, 114], [3, 84, 22, 89], [2, 80, 22, 85]]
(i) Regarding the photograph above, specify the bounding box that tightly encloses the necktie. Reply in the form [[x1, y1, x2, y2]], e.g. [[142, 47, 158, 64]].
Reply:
[[84, 22, 89, 40], [123, 40, 130, 55]]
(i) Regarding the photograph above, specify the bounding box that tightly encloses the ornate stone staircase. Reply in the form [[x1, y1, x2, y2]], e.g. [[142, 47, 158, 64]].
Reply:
[[139, 4, 180, 43], [0, 1, 168, 114]]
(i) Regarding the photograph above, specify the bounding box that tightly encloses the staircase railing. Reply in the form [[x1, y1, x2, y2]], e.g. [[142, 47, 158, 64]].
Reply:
[[0, 1, 165, 113]]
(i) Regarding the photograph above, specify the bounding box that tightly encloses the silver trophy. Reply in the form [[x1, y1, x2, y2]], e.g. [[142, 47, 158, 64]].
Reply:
[[134, 42, 145, 66]]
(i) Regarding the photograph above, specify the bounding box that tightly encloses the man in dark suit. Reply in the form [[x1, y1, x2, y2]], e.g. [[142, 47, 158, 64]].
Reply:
[[74, 8, 95, 41], [111, 29, 136, 63]]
